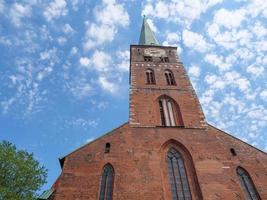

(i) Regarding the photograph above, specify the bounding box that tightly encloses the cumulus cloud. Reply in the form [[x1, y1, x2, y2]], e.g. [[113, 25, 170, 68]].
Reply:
[[63, 23, 75, 35], [204, 54, 232, 71], [183, 30, 211, 53], [246, 65, 264, 77], [83, 0, 129, 50], [142, 0, 223, 27], [213, 8, 246, 29], [98, 76, 118, 94], [260, 90, 267, 101], [96, 0, 129, 27], [84, 23, 116, 50], [116, 50, 130, 72], [44, 0, 68, 22], [80, 50, 112, 72], [188, 65, 200, 77], [9, 3, 32, 27]]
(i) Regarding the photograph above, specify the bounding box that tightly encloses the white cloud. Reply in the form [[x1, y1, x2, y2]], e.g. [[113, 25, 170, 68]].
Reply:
[[70, 47, 78, 55], [84, 23, 116, 50], [1, 97, 16, 114], [188, 65, 200, 77], [260, 90, 267, 101], [142, 0, 222, 28], [98, 76, 118, 94], [213, 8, 246, 29], [44, 0, 68, 22], [39, 48, 57, 61], [9, 3, 32, 27], [83, 0, 129, 50], [80, 50, 112, 72], [116, 50, 129, 72], [63, 23, 75, 35], [96, 0, 129, 27], [246, 65, 264, 77], [57, 36, 67, 45], [183, 30, 211, 53], [79, 57, 90, 66], [166, 32, 180, 43], [204, 54, 232, 71]]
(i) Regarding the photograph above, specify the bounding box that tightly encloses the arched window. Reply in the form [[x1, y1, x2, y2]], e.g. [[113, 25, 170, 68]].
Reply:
[[167, 148, 192, 200], [158, 96, 184, 127], [146, 69, 155, 84], [236, 167, 260, 200], [165, 70, 175, 85], [99, 164, 114, 200]]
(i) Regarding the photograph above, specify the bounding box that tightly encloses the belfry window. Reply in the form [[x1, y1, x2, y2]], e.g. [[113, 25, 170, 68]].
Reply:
[[165, 70, 175, 85], [158, 96, 184, 127], [161, 57, 169, 63], [167, 148, 192, 200], [236, 167, 260, 200], [146, 69, 155, 84], [99, 164, 114, 200], [144, 56, 152, 62]]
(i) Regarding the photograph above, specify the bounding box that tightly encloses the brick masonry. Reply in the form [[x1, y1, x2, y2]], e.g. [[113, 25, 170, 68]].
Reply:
[[50, 45, 267, 200]]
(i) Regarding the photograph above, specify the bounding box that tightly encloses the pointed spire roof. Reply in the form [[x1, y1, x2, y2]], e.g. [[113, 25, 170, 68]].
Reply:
[[138, 16, 159, 45]]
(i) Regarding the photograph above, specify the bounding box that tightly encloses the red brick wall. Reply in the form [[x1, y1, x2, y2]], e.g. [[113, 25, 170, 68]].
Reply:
[[52, 123, 267, 200]]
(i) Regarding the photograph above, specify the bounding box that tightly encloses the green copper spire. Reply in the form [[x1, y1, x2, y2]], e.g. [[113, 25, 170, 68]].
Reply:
[[138, 16, 159, 45]]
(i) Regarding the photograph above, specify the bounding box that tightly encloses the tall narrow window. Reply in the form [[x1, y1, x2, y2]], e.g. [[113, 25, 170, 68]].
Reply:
[[165, 70, 175, 85], [167, 148, 192, 200], [99, 164, 114, 200], [146, 69, 155, 84], [158, 96, 184, 127], [237, 167, 260, 200]]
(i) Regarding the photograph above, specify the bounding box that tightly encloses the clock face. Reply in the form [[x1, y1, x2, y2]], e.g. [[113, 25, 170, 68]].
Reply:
[[144, 48, 166, 57]]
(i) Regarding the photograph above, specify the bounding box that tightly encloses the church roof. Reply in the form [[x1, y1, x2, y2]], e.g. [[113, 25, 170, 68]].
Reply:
[[138, 16, 159, 45], [37, 188, 54, 200]]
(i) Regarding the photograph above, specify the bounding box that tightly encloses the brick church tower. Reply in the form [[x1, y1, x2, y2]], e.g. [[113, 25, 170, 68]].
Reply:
[[41, 17, 267, 200]]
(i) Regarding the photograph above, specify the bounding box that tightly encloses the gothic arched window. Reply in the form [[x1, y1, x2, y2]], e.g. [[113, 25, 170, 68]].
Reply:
[[236, 167, 260, 200], [99, 164, 114, 200], [165, 70, 175, 85], [146, 69, 155, 84], [159, 96, 184, 127], [167, 148, 192, 200]]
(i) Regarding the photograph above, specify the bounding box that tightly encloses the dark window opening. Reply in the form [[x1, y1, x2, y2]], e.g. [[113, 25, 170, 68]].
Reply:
[[159, 100, 166, 126], [230, 148, 237, 156], [167, 148, 192, 200], [137, 49, 141, 55], [146, 69, 155, 84], [160, 57, 170, 63], [165, 70, 176, 85], [105, 143, 110, 153], [237, 167, 260, 200], [99, 164, 114, 200], [144, 56, 152, 62]]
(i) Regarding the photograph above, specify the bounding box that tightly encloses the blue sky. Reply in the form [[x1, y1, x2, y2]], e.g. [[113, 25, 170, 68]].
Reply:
[[0, 0, 266, 192]]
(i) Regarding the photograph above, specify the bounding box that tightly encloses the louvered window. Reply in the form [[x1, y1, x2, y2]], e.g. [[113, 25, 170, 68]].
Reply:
[[237, 167, 260, 200], [165, 70, 175, 85], [146, 69, 155, 84], [167, 148, 192, 200], [99, 164, 114, 200]]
